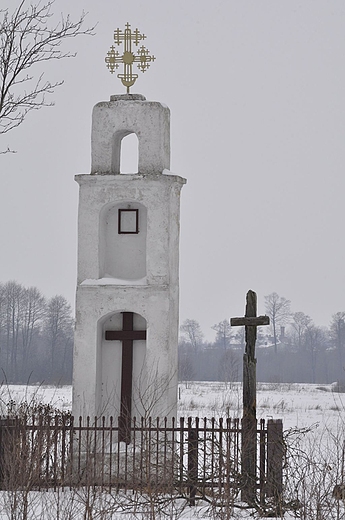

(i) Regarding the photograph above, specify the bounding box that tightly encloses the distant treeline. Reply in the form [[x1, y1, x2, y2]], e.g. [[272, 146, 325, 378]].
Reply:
[[1, 282, 344, 385], [0, 281, 73, 384], [179, 294, 345, 385], [178, 342, 345, 384]]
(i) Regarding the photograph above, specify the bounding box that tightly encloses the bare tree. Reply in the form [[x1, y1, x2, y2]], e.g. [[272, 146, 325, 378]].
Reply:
[[180, 319, 204, 351], [2, 280, 23, 380], [0, 0, 94, 144], [212, 319, 232, 350], [0, 281, 46, 381], [264, 292, 291, 354], [304, 324, 327, 384], [330, 311, 345, 373], [178, 344, 195, 387], [0, 282, 5, 344], [20, 286, 45, 376], [43, 295, 73, 380], [0, 280, 75, 383], [234, 327, 245, 351], [291, 311, 312, 351], [218, 349, 240, 385]]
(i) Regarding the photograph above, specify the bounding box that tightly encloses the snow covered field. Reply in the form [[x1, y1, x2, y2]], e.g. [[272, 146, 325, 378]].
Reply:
[[179, 381, 345, 431], [0, 381, 344, 519], [1, 380, 343, 431]]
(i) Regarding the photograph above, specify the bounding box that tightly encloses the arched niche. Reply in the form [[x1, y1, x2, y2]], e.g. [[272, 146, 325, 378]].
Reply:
[[111, 130, 139, 174], [99, 311, 147, 420], [99, 201, 147, 280]]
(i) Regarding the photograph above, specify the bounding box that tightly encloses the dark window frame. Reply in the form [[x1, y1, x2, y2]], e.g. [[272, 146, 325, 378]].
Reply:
[[118, 208, 139, 234]]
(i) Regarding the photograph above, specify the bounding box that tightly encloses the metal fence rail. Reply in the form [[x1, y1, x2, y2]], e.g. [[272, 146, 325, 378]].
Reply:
[[0, 415, 282, 505]]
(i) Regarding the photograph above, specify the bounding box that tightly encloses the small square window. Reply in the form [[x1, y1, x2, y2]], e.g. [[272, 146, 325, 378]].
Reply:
[[118, 209, 139, 234]]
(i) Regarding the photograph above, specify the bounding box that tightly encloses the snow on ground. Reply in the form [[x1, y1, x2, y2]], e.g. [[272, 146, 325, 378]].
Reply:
[[2, 380, 345, 455], [0, 383, 72, 415], [1, 380, 344, 431], [178, 381, 345, 431], [0, 381, 344, 519]]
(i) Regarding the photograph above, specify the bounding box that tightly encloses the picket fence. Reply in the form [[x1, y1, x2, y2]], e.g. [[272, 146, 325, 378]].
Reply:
[[0, 415, 283, 506]]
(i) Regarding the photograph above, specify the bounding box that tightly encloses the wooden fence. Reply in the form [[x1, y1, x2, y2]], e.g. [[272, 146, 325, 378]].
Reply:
[[0, 415, 283, 506]]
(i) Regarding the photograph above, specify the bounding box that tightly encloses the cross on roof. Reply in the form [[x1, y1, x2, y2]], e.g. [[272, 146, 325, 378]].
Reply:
[[105, 22, 156, 93]]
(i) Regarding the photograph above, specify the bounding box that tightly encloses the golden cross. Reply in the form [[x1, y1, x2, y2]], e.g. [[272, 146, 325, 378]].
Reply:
[[105, 23, 155, 93]]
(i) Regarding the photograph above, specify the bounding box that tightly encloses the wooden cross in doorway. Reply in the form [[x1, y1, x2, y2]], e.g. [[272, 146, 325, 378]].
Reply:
[[231, 290, 269, 503], [105, 312, 146, 443]]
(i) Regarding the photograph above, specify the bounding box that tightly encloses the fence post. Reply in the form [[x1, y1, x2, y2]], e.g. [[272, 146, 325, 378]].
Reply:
[[259, 418, 266, 506], [0, 417, 17, 489], [241, 415, 257, 503], [266, 419, 283, 507], [188, 418, 198, 506]]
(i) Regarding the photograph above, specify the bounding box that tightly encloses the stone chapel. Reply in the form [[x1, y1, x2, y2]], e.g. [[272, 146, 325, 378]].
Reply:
[[72, 93, 186, 438]]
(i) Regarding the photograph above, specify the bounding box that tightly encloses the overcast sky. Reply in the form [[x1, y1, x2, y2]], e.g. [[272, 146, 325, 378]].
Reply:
[[1, 0, 344, 341]]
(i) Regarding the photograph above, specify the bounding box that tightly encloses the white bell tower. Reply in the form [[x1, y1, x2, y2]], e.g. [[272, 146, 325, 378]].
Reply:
[[72, 93, 186, 438]]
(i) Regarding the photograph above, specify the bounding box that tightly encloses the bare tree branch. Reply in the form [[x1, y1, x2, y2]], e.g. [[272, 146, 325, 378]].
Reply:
[[0, 0, 95, 140], [0, 147, 16, 154]]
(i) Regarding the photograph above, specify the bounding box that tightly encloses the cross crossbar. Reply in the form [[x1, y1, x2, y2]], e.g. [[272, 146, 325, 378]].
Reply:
[[231, 316, 269, 327], [105, 330, 146, 341]]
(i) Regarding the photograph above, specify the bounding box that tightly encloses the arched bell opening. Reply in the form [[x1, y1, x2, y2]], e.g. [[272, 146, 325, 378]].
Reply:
[[120, 133, 139, 174], [111, 130, 139, 174]]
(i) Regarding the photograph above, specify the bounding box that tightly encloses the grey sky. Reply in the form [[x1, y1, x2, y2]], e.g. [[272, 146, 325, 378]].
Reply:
[[1, 0, 344, 341]]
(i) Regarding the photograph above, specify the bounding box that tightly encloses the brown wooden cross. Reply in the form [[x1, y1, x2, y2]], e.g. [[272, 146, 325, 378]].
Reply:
[[231, 290, 269, 503], [105, 311, 146, 443]]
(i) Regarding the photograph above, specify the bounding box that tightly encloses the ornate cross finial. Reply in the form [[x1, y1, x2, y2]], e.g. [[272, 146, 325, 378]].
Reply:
[[105, 22, 155, 93]]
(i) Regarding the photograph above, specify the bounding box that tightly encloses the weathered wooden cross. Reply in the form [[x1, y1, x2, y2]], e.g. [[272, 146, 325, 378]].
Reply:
[[105, 312, 146, 443], [231, 290, 269, 502]]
